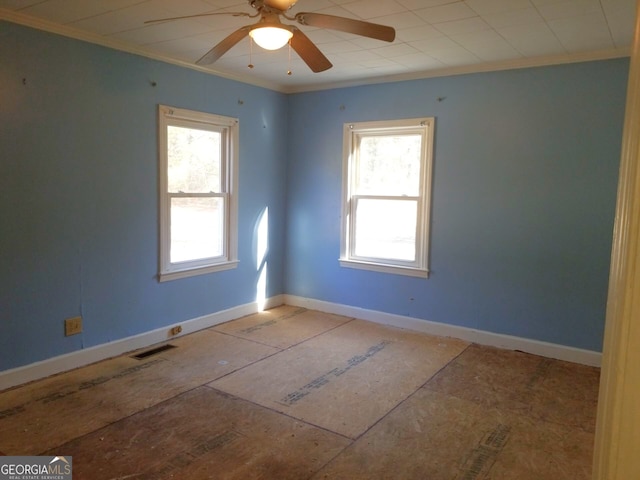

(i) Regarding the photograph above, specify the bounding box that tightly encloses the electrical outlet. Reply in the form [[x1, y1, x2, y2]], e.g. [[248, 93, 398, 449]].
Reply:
[[170, 325, 183, 336], [65, 316, 82, 336]]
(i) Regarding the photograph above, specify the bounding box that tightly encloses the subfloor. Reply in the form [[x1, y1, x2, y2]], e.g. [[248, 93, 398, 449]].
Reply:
[[0, 306, 599, 479]]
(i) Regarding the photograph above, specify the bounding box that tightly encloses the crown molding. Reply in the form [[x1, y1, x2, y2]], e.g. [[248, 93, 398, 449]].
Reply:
[[0, 8, 284, 92], [283, 47, 631, 93], [1, 7, 632, 95]]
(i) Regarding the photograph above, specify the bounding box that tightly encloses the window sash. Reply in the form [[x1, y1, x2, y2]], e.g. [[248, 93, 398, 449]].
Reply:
[[167, 123, 226, 194], [168, 193, 228, 268], [353, 132, 424, 197], [349, 195, 422, 267]]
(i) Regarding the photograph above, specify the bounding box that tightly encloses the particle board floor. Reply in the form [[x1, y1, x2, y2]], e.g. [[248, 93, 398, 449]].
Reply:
[[0, 306, 599, 479]]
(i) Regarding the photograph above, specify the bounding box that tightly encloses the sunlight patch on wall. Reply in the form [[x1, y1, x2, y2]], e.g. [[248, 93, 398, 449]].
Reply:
[[256, 207, 269, 311]]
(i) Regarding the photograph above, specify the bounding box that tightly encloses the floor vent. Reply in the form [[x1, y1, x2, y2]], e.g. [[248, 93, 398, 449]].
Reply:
[[132, 344, 176, 360]]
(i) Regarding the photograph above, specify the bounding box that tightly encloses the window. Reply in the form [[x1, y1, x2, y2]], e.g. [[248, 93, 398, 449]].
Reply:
[[340, 118, 434, 277], [158, 105, 239, 282]]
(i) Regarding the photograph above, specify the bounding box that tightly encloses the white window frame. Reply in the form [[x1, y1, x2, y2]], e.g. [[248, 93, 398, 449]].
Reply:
[[340, 117, 434, 278], [158, 105, 239, 282]]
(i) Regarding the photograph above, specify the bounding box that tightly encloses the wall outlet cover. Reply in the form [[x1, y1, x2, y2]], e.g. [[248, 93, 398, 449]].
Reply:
[[65, 316, 83, 336]]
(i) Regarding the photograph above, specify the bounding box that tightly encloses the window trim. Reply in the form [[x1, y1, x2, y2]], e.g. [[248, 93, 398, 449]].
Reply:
[[158, 105, 239, 282], [339, 117, 434, 278]]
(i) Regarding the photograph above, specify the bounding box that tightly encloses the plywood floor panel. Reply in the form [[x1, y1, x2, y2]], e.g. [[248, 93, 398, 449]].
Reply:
[[212, 306, 353, 349], [423, 343, 545, 413], [156, 328, 279, 386], [313, 389, 593, 480], [210, 319, 469, 438], [526, 359, 600, 432], [0, 306, 597, 479], [0, 330, 277, 454], [486, 418, 594, 480], [425, 343, 599, 432], [47, 387, 351, 480], [0, 355, 160, 454]]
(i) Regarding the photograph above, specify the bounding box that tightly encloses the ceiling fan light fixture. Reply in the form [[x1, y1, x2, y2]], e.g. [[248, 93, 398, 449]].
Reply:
[[249, 26, 293, 50]]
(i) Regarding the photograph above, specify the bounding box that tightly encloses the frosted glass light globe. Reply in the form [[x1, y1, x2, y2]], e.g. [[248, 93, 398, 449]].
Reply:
[[249, 27, 293, 50]]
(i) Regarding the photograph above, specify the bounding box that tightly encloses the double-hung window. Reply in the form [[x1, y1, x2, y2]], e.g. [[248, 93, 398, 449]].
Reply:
[[340, 118, 434, 278], [158, 105, 239, 281]]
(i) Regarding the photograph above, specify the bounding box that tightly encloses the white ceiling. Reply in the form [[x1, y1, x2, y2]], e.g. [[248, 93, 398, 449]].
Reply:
[[0, 0, 636, 92]]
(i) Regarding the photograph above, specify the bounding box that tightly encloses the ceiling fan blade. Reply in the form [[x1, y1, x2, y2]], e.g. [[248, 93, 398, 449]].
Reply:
[[295, 12, 395, 42], [196, 26, 251, 65], [290, 27, 332, 73], [263, 0, 298, 11], [144, 11, 251, 24]]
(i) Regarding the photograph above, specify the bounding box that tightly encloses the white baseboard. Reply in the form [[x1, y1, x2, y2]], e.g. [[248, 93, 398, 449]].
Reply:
[[1, 293, 601, 392], [0, 295, 285, 392], [284, 295, 602, 367]]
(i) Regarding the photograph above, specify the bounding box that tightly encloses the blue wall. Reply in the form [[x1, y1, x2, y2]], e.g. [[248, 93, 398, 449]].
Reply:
[[285, 59, 628, 352], [0, 21, 629, 372], [0, 22, 288, 371]]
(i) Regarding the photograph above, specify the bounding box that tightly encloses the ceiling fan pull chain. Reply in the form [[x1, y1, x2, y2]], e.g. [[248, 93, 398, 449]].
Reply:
[[248, 35, 255, 69], [287, 40, 292, 76]]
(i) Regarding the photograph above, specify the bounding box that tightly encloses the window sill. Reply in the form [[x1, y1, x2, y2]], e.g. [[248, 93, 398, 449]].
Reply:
[[339, 259, 429, 278], [159, 260, 239, 282]]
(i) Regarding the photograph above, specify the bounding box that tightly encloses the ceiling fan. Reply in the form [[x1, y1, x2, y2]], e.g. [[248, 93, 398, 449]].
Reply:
[[145, 0, 396, 73]]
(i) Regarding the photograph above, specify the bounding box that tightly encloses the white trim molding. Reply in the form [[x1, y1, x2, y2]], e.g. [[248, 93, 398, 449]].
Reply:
[[593, 2, 640, 478], [0, 9, 630, 95], [0, 293, 602, 392], [0, 295, 284, 392], [0, 9, 284, 92], [340, 118, 435, 278], [157, 105, 239, 282], [284, 295, 602, 367]]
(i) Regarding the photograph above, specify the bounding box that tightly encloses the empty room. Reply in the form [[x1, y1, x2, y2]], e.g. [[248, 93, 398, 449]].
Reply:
[[1, 1, 640, 479]]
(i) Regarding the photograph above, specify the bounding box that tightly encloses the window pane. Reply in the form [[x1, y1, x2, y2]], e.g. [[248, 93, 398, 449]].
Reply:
[[356, 134, 422, 196], [354, 199, 417, 261], [170, 197, 224, 263], [168, 126, 221, 193]]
